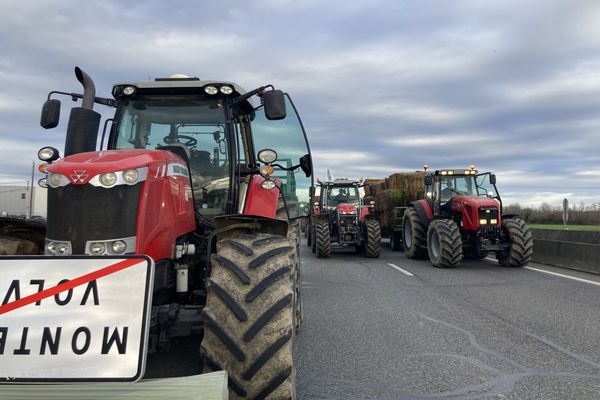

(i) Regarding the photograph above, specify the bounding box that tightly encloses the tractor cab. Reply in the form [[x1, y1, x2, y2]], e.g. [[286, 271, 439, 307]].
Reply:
[[108, 78, 312, 223], [426, 166, 481, 214]]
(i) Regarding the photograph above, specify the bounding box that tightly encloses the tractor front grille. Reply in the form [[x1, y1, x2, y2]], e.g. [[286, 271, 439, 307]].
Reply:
[[478, 207, 498, 222], [46, 183, 142, 254]]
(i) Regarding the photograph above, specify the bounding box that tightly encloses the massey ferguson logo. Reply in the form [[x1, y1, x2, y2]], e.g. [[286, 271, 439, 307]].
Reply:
[[71, 170, 89, 184]]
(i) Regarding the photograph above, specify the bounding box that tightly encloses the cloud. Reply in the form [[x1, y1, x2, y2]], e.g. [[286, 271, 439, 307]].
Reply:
[[1, 0, 600, 208]]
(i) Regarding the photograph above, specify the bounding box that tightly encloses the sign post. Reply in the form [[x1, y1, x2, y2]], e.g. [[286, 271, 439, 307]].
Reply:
[[562, 198, 569, 230]]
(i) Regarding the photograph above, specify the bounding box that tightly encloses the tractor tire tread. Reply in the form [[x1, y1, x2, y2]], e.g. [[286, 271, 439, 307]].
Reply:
[[502, 217, 534, 267], [315, 221, 331, 258], [202, 234, 295, 399], [403, 207, 428, 259], [365, 219, 381, 258], [428, 219, 463, 268]]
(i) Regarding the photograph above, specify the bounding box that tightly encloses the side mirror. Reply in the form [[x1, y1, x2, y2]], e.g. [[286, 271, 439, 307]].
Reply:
[[424, 175, 433, 186], [40, 99, 61, 129], [490, 174, 496, 185], [263, 90, 286, 120], [299, 154, 312, 177]]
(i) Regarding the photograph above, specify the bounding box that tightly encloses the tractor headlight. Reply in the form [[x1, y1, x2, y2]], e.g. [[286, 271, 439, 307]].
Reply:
[[204, 85, 218, 95], [220, 85, 233, 95], [38, 146, 60, 162], [261, 180, 277, 190], [48, 172, 69, 188], [122, 169, 139, 184], [111, 240, 127, 254], [46, 239, 72, 255], [479, 219, 488, 225], [89, 167, 148, 187], [99, 172, 117, 187], [89, 242, 107, 255], [490, 218, 498, 224], [258, 149, 278, 164], [123, 86, 137, 96]]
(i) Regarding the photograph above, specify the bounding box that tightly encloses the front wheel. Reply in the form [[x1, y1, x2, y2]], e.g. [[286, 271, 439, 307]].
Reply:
[[365, 219, 381, 258], [315, 221, 331, 258], [427, 219, 463, 268], [402, 207, 428, 259], [499, 217, 534, 267], [202, 233, 296, 399]]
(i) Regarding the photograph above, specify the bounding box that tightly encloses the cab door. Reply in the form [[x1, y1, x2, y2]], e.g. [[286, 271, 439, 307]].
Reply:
[[250, 94, 313, 219]]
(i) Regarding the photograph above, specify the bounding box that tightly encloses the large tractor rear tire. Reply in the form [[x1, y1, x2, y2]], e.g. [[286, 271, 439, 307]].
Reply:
[[365, 219, 381, 258], [427, 219, 463, 268], [202, 233, 296, 399], [402, 207, 428, 259], [315, 221, 331, 258], [500, 217, 534, 267]]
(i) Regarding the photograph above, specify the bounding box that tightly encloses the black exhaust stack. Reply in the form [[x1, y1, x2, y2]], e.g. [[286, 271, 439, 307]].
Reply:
[[64, 67, 101, 156]]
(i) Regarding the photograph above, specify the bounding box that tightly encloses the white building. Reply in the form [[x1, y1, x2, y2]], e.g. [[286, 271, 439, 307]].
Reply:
[[0, 185, 47, 218]]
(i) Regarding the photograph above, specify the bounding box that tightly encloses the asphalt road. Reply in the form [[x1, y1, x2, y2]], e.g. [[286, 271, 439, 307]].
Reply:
[[295, 238, 600, 399]]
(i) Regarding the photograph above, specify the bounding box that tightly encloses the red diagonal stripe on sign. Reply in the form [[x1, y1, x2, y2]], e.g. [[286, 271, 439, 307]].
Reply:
[[0, 258, 143, 315]]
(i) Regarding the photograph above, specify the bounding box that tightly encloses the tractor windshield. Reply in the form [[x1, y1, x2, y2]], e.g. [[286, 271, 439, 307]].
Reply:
[[439, 175, 476, 202], [326, 185, 359, 208], [113, 96, 231, 219]]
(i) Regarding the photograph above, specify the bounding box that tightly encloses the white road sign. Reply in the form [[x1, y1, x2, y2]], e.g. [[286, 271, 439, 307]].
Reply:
[[0, 256, 153, 383]]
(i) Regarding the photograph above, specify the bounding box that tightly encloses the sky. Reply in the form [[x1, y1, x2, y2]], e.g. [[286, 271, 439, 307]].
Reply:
[[1, 0, 599, 207]]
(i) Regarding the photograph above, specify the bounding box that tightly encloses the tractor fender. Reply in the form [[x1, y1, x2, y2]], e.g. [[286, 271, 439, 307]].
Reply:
[[409, 200, 433, 229], [242, 175, 281, 219], [213, 214, 289, 245], [359, 206, 376, 222], [313, 213, 330, 223]]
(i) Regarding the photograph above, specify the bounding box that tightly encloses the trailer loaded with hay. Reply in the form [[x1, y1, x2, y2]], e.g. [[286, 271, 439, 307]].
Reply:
[[363, 172, 424, 251]]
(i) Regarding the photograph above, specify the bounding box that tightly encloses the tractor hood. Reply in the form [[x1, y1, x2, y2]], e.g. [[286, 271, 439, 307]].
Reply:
[[47, 149, 183, 186], [451, 195, 499, 210], [451, 194, 501, 230], [337, 203, 358, 214]]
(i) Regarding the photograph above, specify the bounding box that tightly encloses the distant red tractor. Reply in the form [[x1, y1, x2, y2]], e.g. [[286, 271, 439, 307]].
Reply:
[[310, 179, 381, 258], [402, 166, 533, 268]]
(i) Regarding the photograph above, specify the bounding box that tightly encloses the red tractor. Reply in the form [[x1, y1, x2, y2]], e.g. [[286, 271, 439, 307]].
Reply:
[[402, 166, 533, 268], [35, 67, 312, 398], [310, 179, 381, 258]]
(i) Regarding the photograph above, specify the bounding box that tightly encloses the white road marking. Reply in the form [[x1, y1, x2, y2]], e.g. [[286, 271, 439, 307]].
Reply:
[[387, 263, 414, 276], [525, 266, 600, 287]]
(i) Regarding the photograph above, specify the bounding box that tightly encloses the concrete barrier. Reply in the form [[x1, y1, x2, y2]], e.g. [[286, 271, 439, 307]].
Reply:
[[531, 229, 600, 275]]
